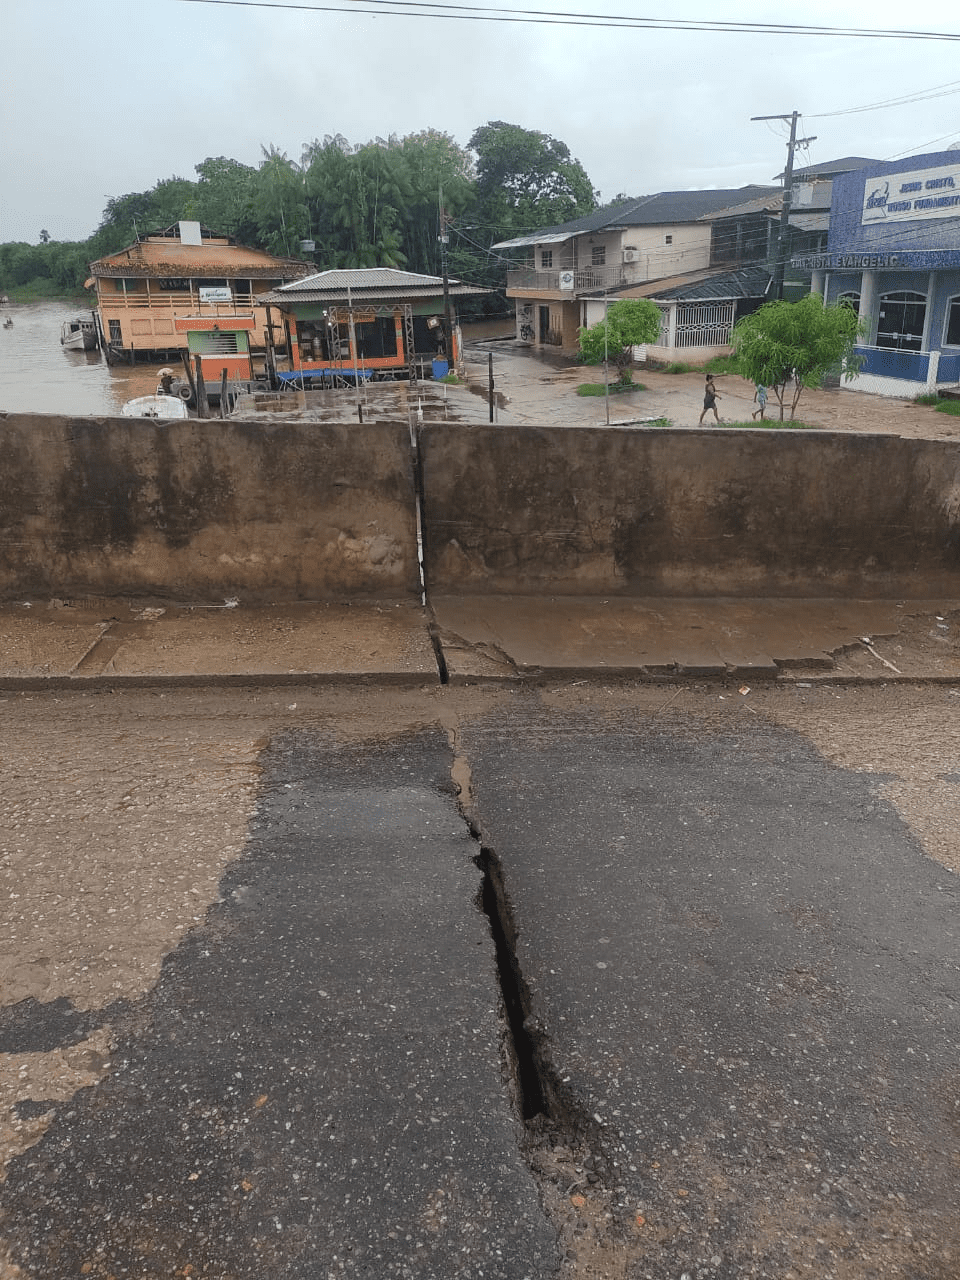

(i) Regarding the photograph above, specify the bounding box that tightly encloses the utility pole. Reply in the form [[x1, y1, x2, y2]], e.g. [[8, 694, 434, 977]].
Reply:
[[438, 184, 455, 369], [751, 110, 816, 300]]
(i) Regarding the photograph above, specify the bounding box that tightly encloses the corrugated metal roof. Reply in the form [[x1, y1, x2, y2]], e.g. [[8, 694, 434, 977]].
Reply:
[[582, 266, 772, 303], [776, 156, 878, 181], [699, 192, 783, 220], [257, 268, 491, 305], [789, 212, 830, 233], [277, 268, 453, 292], [491, 187, 778, 250], [648, 266, 773, 302]]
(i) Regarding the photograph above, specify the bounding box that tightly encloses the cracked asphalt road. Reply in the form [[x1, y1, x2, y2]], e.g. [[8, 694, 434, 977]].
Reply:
[[0, 681, 958, 1278]]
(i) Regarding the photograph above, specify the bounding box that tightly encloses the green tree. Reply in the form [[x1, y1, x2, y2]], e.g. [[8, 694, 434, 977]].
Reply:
[[731, 294, 862, 420], [468, 120, 597, 240], [251, 146, 309, 258], [578, 299, 662, 383], [394, 130, 474, 274], [194, 156, 257, 238], [89, 176, 199, 259]]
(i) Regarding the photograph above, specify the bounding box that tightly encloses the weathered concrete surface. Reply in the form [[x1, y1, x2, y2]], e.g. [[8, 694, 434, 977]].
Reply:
[[1, 596, 958, 687], [463, 704, 960, 1277], [431, 595, 960, 682], [0, 600, 437, 684], [420, 425, 960, 597], [0, 728, 556, 1278], [0, 415, 420, 601]]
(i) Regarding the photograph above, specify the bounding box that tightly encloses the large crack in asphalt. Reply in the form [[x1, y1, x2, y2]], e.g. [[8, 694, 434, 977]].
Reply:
[[446, 724, 633, 1278]]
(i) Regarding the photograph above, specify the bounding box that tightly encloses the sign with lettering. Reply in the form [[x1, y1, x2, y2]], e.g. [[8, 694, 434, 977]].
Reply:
[[862, 163, 960, 225], [792, 249, 960, 271], [200, 286, 233, 303]]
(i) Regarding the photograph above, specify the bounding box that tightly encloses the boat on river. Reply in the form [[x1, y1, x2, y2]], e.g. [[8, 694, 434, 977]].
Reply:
[[120, 394, 190, 419], [60, 317, 98, 351]]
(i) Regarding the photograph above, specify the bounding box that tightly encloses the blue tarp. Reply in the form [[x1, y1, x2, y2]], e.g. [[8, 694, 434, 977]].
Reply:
[[276, 368, 373, 383]]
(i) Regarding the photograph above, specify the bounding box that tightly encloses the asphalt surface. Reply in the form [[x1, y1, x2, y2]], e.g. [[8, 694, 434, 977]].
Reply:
[[463, 706, 960, 1277], [0, 689, 958, 1278], [0, 727, 554, 1278]]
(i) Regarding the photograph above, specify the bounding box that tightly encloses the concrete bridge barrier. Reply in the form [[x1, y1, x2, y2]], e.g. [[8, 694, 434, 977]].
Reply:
[[420, 425, 960, 599], [0, 415, 420, 601], [2, 416, 959, 603]]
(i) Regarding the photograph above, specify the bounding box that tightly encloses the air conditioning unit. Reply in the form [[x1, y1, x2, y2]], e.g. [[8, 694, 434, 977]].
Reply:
[[622, 249, 638, 263]]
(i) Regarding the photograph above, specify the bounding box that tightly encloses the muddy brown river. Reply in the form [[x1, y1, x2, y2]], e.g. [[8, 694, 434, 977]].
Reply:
[[0, 301, 514, 418]]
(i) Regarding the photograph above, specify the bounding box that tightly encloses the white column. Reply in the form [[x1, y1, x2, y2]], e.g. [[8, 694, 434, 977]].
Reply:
[[858, 270, 878, 346], [920, 271, 937, 351], [810, 269, 825, 297], [667, 303, 678, 352]]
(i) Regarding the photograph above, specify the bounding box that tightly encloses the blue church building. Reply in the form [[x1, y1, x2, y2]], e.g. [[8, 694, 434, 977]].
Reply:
[[793, 149, 960, 397]]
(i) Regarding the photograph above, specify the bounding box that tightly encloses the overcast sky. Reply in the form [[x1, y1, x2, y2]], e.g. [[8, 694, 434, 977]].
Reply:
[[2, 0, 959, 244]]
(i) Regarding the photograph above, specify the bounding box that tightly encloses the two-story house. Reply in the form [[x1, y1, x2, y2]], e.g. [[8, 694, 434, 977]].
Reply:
[[493, 188, 776, 356]]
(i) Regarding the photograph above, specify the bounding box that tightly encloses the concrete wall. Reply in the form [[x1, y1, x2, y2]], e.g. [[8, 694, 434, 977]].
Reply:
[[420, 425, 960, 598], [0, 415, 420, 601], [3, 415, 960, 603]]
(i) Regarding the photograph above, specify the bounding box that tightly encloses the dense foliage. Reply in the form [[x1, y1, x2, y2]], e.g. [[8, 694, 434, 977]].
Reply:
[[0, 123, 597, 318], [578, 299, 662, 382], [731, 295, 862, 419]]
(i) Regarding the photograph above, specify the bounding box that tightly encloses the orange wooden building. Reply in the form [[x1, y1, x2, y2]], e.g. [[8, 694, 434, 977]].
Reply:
[[88, 221, 309, 362], [257, 268, 492, 384]]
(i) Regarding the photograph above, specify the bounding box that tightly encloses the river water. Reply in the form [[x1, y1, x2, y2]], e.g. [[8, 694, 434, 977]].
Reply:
[[0, 300, 168, 416], [0, 300, 514, 417]]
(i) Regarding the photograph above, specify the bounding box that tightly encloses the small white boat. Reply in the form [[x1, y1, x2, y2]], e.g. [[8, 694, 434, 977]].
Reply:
[[120, 394, 190, 419], [61, 317, 97, 351]]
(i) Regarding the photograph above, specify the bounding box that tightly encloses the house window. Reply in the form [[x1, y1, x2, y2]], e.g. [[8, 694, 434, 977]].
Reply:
[[541, 250, 553, 269], [665, 235, 673, 245], [945, 298, 960, 346], [591, 245, 605, 266]]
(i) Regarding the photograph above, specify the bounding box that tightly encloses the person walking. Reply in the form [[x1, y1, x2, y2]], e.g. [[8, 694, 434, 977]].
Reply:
[[752, 383, 768, 420], [699, 374, 721, 425]]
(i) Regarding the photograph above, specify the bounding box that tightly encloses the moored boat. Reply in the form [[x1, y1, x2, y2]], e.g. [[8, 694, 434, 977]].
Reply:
[[60, 318, 97, 351], [120, 394, 190, 419]]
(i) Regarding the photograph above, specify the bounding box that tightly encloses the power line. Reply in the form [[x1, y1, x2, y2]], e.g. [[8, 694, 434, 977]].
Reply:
[[809, 78, 960, 118], [171, 0, 960, 40]]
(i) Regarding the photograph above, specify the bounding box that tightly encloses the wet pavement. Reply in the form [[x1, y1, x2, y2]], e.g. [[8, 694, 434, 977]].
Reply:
[[0, 684, 958, 1278], [0, 729, 554, 1278], [462, 704, 960, 1277]]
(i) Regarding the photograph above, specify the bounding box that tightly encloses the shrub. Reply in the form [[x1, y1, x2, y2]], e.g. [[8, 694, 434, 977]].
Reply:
[[935, 399, 960, 416], [914, 392, 941, 405], [702, 354, 742, 376], [718, 418, 815, 430], [577, 381, 646, 397]]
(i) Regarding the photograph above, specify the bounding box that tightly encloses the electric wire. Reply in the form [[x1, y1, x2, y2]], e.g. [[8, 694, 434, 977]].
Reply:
[[171, 0, 960, 41]]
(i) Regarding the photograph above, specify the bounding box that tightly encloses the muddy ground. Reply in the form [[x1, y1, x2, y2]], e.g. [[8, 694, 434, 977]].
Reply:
[[470, 344, 960, 438]]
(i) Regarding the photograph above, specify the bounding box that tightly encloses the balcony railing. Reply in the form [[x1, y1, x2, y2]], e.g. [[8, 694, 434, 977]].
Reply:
[[506, 265, 626, 293], [98, 291, 264, 313]]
